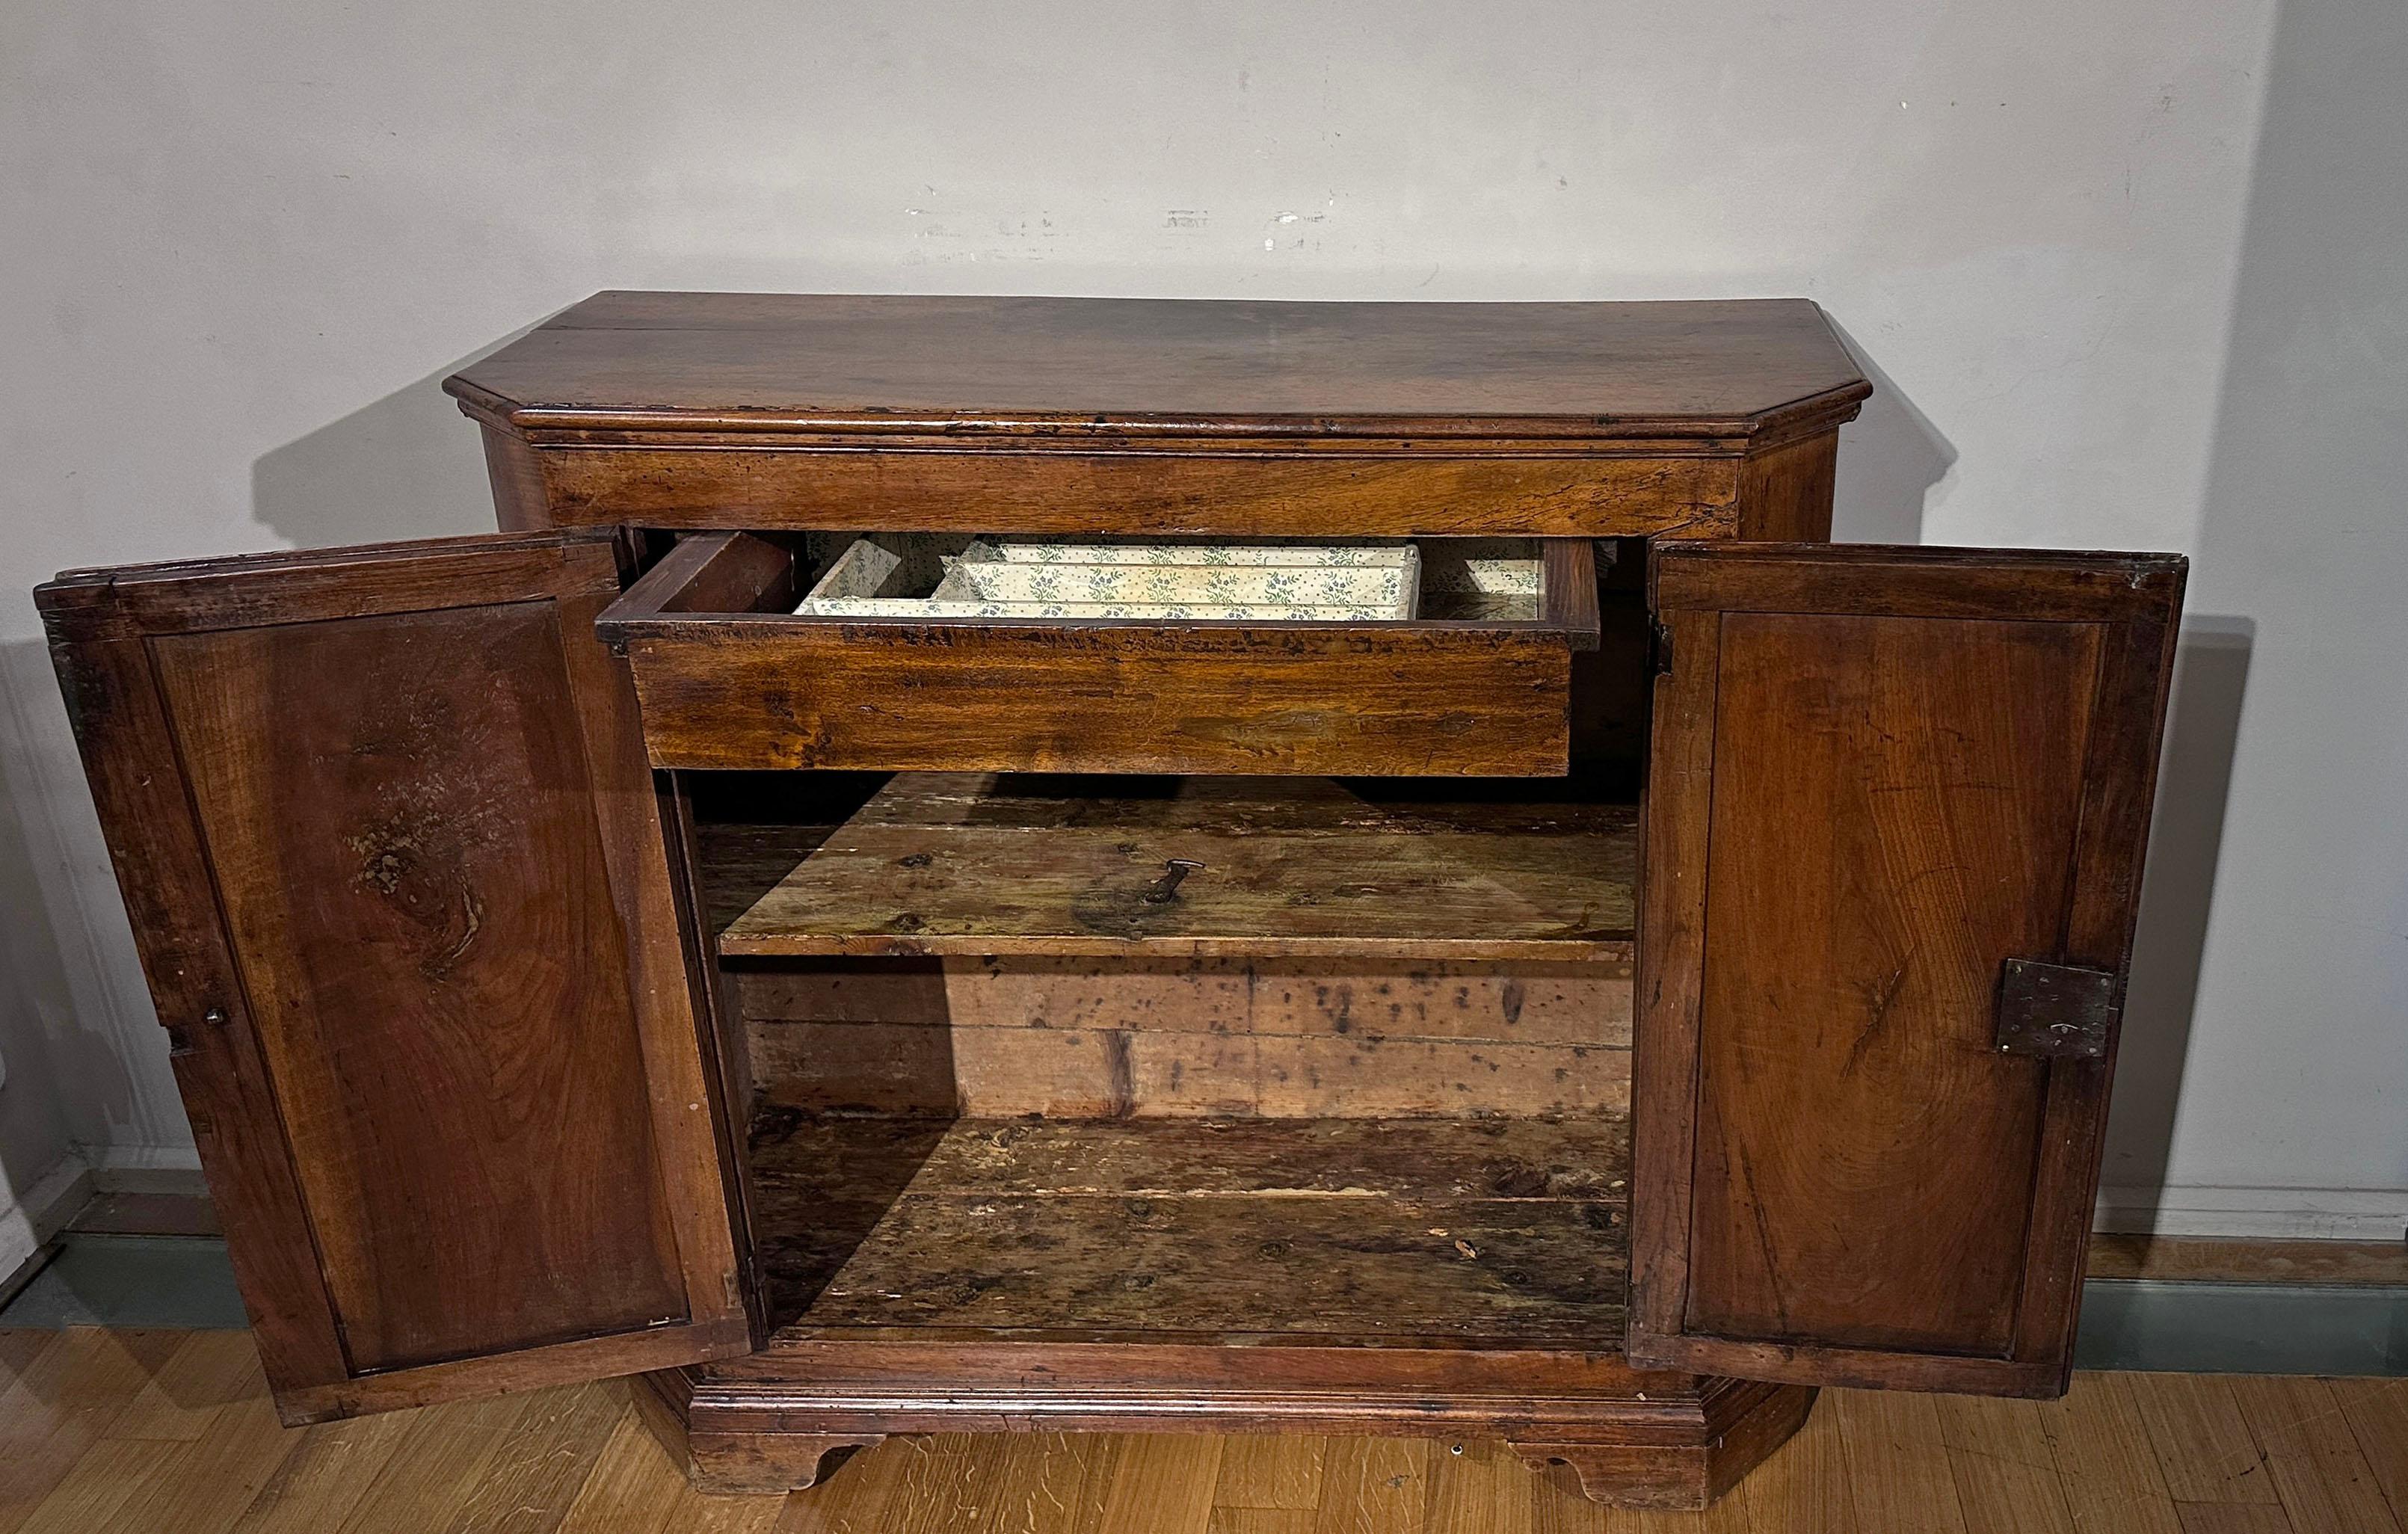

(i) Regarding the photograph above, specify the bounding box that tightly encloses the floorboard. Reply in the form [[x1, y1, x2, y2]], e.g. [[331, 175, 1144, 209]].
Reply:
[[2, 1328, 2404, 1531]]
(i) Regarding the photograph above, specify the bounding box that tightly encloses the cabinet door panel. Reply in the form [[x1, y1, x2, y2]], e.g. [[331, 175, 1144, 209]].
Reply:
[[39, 529, 751, 1421], [1628, 542, 2184, 1397]]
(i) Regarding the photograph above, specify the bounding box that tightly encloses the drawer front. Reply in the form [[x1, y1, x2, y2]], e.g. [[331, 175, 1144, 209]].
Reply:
[[600, 533, 1598, 777]]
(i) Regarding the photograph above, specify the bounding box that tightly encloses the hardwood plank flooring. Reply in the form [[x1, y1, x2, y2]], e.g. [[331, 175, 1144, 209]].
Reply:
[[1, 1333, 2401, 1532]]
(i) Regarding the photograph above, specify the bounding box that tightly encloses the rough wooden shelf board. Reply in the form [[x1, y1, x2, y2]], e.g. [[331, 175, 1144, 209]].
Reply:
[[706, 774, 1638, 961], [746, 1112, 1631, 1348]]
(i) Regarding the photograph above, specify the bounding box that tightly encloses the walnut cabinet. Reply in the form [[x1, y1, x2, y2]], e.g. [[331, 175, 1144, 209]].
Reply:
[[35, 294, 2184, 1509]]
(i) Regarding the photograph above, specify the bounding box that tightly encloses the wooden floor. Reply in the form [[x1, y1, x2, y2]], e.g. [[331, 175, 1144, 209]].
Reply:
[[0, 1328, 2401, 1533]]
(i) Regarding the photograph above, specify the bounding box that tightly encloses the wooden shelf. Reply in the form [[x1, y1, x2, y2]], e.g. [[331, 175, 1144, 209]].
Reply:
[[702, 773, 1636, 961], [748, 1112, 1630, 1348]]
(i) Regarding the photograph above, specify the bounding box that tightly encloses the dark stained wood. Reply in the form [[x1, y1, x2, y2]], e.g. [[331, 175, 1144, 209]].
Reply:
[[1626, 542, 2186, 1397], [653, 1347, 1811, 1510], [745, 1114, 1626, 1345], [1651, 540, 2188, 621], [33, 529, 753, 1422], [445, 295, 1862, 539], [712, 773, 1636, 960], [451, 292, 1870, 437], [476, 422, 551, 532], [542, 448, 1750, 539], [150, 600, 693, 1372], [1734, 431, 1841, 541], [1685, 612, 2097, 1356], [600, 532, 1600, 777], [1509, 1381, 1819, 1510]]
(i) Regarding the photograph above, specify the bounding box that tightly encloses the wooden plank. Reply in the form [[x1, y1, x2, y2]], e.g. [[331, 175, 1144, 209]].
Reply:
[[106, 1329, 264, 1441], [1939, 1395, 2078, 1534], [2333, 1379, 2408, 1528], [98, 1390, 300, 1534], [716, 774, 1636, 959], [746, 1115, 1628, 1346], [2128, 1374, 2283, 1506], [739, 956, 1633, 1044], [2175, 1508, 2298, 1534], [1215, 1436, 1328, 1512], [2229, 1375, 2404, 1534], [1829, 1387, 1971, 1534], [1427, 1438, 1533, 1534], [0, 1328, 186, 1530], [749, 1019, 1631, 1118], [1311, 1437, 1433, 1534], [1737, 1391, 1857, 1533], [1099, 1435, 1226, 1534], [224, 1414, 424, 1533], [2037, 1373, 2183, 1534], [452, 294, 1868, 437]]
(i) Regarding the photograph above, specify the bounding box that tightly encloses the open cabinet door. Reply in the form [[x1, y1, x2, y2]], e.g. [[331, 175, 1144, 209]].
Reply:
[[1627, 542, 2184, 1397], [37, 529, 753, 1423]]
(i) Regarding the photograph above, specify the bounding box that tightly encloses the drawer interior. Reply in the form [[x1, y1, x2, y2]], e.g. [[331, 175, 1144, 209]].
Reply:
[[789, 533, 1556, 623]]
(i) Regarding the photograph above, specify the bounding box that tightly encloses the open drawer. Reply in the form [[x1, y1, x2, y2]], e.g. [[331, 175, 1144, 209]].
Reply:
[[597, 532, 1601, 775]]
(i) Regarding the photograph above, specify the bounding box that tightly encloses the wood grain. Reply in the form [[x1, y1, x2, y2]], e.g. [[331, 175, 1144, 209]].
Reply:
[[1627, 542, 2185, 1396], [745, 1114, 1629, 1345], [745, 1019, 1631, 1119], [449, 292, 1869, 438], [1684, 611, 2098, 1356], [714, 773, 1636, 960], [733, 951, 1634, 1118], [34, 530, 752, 1421], [3, 1339, 2385, 1534], [603, 532, 1600, 778], [150, 600, 692, 1373]]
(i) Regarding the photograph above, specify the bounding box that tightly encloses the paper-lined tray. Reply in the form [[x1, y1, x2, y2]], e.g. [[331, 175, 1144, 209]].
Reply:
[[796, 537, 1425, 620]]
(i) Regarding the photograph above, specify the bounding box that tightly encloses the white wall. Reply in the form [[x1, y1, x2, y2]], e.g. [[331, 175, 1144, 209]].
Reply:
[[3, 0, 2400, 1236]]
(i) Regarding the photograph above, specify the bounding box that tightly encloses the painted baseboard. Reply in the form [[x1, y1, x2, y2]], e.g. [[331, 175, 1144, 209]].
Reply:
[[2097, 1184, 2408, 1241], [86, 1144, 206, 1195], [0, 1153, 99, 1281]]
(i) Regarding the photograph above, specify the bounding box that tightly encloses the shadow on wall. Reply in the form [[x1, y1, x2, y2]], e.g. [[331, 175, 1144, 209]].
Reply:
[[252, 330, 545, 550], [2103, 620, 2255, 1217], [2100, 0, 2408, 1221], [1826, 318, 1953, 546]]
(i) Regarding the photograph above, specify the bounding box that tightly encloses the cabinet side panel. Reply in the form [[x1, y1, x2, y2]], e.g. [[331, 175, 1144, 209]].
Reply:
[[1684, 612, 2101, 1355], [1733, 431, 1838, 543], [148, 600, 690, 1373]]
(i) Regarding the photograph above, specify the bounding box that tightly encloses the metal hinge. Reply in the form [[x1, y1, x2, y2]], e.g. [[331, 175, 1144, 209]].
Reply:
[[1994, 959, 2119, 1059]]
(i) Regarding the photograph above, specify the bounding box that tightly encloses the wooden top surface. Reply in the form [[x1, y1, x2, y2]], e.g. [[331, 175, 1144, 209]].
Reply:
[[446, 292, 1867, 440]]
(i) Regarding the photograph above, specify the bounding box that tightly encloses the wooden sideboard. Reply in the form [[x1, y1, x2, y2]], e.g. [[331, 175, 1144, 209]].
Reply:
[[35, 293, 2183, 1509]]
